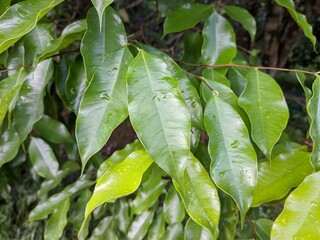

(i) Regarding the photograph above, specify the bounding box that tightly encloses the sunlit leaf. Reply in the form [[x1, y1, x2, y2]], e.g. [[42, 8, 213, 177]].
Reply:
[[0, 0, 63, 54], [163, 3, 213, 36], [127, 50, 191, 182], [239, 69, 289, 160], [252, 151, 314, 207], [184, 218, 214, 240], [127, 210, 155, 240], [76, 7, 132, 170], [204, 95, 257, 223], [164, 185, 185, 224], [271, 171, 320, 239]]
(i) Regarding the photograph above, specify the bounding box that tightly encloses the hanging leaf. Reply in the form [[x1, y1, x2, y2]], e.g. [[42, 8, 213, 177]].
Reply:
[[252, 151, 314, 207], [239, 69, 289, 160], [80, 150, 153, 234], [202, 11, 237, 65], [204, 95, 257, 223], [127, 210, 155, 240], [161, 223, 184, 240], [307, 76, 320, 170], [44, 198, 70, 240], [223, 5, 256, 41], [271, 171, 320, 239], [173, 154, 220, 238], [112, 199, 131, 233], [37, 19, 87, 62], [0, 0, 63, 54], [184, 218, 214, 240], [88, 216, 114, 240], [295, 72, 312, 102], [148, 210, 166, 240], [127, 50, 191, 182], [76, 7, 132, 170], [163, 3, 213, 36], [275, 0, 317, 48], [163, 185, 185, 224], [91, 0, 114, 29], [254, 218, 273, 240]]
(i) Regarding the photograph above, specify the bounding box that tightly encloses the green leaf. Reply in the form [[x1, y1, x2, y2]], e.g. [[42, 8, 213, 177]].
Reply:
[[254, 218, 273, 240], [164, 185, 185, 224], [89, 216, 116, 240], [127, 50, 191, 182], [173, 154, 220, 238], [252, 151, 314, 207], [76, 7, 132, 170], [44, 198, 70, 240], [0, 69, 27, 125], [34, 115, 72, 144], [202, 11, 237, 65], [182, 32, 203, 64], [0, 0, 11, 15], [163, 3, 213, 36], [127, 210, 155, 240], [148, 210, 166, 240], [112, 199, 131, 233], [91, 0, 114, 29], [239, 69, 289, 160], [307, 77, 320, 170], [80, 150, 153, 233], [295, 72, 312, 102], [161, 223, 184, 240], [29, 176, 93, 220], [275, 0, 317, 48], [184, 218, 214, 240], [271, 171, 320, 239], [29, 137, 59, 179], [37, 20, 87, 62], [204, 95, 257, 223], [0, 0, 63, 54], [0, 128, 20, 168], [223, 5, 256, 41]]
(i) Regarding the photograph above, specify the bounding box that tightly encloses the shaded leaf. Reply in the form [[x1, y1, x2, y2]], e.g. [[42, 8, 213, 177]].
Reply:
[[252, 151, 313, 207], [0, 128, 20, 168], [112, 199, 131, 233], [164, 185, 185, 224], [160, 223, 184, 240], [76, 7, 132, 169], [127, 210, 155, 240], [185, 218, 214, 240], [0, 0, 63, 54], [223, 5, 256, 41], [127, 50, 191, 182], [148, 210, 166, 240], [271, 171, 320, 239], [254, 218, 273, 240], [0, 0, 11, 15], [295, 72, 312, 102], [163, 3, 213, 36], [182, 32, 203, 64], [89, 216, 116, 240], [239, 69, 289, 160], [202, 11, 237, 65], [204, 95, 257, 223]]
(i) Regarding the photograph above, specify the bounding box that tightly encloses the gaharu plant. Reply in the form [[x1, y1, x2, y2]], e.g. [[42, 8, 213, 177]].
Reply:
[[0, 0, 319, 239]]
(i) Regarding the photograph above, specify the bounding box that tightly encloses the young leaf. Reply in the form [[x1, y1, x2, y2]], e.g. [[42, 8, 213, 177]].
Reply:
[[0, 0, 63, 54], [127, 50, 191, 182], [127, 210, 155, 240], [271, 171, 320, 239], [80, 150, 153, 233], [307, 76, 320, 170], [173, 154, 220, 238], [163, 3, 213, 36], [252, 151, 314, 207], [202, 11, 237, 65], [204, 95, 257, 223], [239, 69, 289, 160], [184, 218, 214, 240], [275, 0, 317, 48], [223, 5, 256, 41], [163, 185, 185, 224], [44, 198, 70, 240], [91, 0, 114, 29], [29, 137, 59, 179], [76, 7, 132, 170]]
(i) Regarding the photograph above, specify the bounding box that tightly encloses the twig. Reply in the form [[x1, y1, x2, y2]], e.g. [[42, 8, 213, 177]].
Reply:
[[185, 70, 217, 94]]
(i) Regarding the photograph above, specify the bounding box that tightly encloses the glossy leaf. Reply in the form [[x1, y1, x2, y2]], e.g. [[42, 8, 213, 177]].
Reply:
[[173, 154, 220, 238], [81, 150, 153, 232], [204, 95, 257, 222], [91, 0, 114, 29], [29, 176, 93, 220], [112, 199, 131, 233], [161, 223, 184, 240], [163, 3, 213, 36], [182, 32, 203, 64], [202, 11, 237, 65], [0, 0, 63, 54], [295, 72, 312, 102], [185, 218, 214, 240], [127, 210, 155, 240], [271, 171, 320, 239], [254, 218, 273, 240], [239, 69, 289, 160], [89, 216, 115, 240], [148, 210, 166, 240], [29, 137, 59, 179], [34, 115, 72, 144], [275, 0, 316, 48], [164, 185, 185, 224], [307, 77, 320, 170], [37, 20, 86, 62], [127, 50, 191, 182], [76, 7, 132, 169], [44, 198, 70, 240], [252, 151, 313, 207], [0, 69, 27, 125], [0, 128, 21, 168], [223, 5, 256, 41]]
